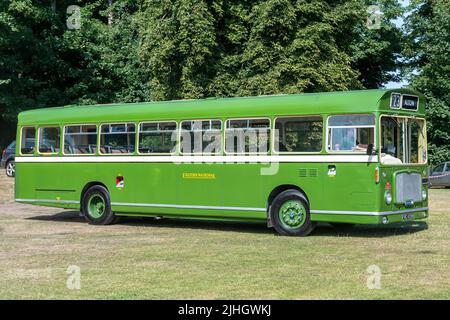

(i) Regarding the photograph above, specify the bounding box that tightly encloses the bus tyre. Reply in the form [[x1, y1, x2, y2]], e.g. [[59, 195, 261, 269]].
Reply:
[[270, 190, 315, 236], [81, 186, 118, 225]]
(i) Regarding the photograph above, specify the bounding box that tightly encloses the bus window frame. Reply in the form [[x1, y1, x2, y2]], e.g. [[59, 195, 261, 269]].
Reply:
[[98, 122, 137, 156], [326, 113, 376, 154], [179, 119, 223, 155], [62, 124, 98, 156], [224, 117, 271, 155], [137, 120, 178, 155], [379, 114, 427, 165], [19, 126, 37, 156], [272, 115, 324, 154], [37, 125, 62, 156]]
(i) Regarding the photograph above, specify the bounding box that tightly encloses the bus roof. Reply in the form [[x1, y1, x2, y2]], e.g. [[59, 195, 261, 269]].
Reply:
[[18, 88, 425, 125]]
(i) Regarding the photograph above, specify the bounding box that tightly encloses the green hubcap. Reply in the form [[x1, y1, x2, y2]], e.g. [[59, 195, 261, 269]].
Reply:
[[279, 200, 306, 229], [87, 194, 106, 219]]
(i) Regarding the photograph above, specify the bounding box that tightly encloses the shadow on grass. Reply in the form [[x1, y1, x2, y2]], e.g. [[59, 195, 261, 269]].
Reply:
[[27, 211, 270, 235], [313, 221, 429, 238], [27, 210, 429, 238], [27, 210, 85, 223]]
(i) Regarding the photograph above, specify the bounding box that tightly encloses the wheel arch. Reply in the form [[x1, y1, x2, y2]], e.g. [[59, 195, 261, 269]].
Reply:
[[267, 184, 310, 210], [80, 181, 109, 204], [266, 184, 315, 235]]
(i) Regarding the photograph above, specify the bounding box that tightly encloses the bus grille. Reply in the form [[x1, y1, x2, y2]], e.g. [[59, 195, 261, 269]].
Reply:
[[395, 172, 422, 203]]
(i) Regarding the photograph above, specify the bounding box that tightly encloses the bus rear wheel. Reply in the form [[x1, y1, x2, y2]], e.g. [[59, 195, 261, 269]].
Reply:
[[270, 190, 315, 236], [81, 185, 118, 225]]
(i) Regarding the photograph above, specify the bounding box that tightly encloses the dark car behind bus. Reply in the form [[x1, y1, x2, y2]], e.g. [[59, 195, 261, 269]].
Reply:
[[1, 141, 15, 177]]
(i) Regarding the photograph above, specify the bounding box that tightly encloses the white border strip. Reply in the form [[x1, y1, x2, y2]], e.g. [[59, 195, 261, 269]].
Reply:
[[15, 198, 78, 205], [15, 199, 428, 216], [15, 155, 378, 163], [111, 202, 265, 212]]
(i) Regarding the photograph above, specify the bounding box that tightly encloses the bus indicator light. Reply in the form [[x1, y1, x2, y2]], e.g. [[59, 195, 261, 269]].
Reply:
[[385, 182, 391, 190], [375, 167, 380, 184]]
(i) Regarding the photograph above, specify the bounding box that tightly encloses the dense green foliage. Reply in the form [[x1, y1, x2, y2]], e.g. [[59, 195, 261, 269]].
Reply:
[[138, 0, 403, 99], [0, 0, 447, 164], [404, 0, 450, 165]]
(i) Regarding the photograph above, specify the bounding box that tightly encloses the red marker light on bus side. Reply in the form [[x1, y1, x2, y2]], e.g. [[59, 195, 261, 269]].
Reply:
[[385, 182, 392, 190]]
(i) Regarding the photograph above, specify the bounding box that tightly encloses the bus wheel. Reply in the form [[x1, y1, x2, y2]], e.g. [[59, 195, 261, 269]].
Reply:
[[270, 190, 315, 236], [81, 185, 118, 225]]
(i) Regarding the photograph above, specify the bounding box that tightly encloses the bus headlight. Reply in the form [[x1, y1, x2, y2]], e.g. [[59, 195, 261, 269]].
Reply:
[[385, 191, 392, 205], [422, 189, 427, 201]]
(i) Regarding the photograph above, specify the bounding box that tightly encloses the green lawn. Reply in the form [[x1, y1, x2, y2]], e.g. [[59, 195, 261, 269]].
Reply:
[[0, 172, 449, 299]]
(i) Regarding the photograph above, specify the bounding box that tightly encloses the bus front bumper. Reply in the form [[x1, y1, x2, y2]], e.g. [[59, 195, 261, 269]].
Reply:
[[311, 207, 428, 225]]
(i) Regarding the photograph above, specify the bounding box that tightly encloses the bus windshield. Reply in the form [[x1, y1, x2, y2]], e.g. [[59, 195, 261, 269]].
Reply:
[[380, 116, 427, 164]]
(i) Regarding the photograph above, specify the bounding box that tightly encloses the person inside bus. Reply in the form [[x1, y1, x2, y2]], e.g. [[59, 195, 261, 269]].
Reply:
[[383, 136, 396, 155], [333, 129, 367, 152], [381, 136, 402, 164]]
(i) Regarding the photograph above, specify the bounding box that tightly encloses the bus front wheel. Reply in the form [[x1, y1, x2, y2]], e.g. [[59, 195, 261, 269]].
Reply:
[[81, 185, 119, 225], [270, 190, 315, 236]]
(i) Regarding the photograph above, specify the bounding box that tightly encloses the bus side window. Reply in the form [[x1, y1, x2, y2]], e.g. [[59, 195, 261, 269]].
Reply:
[[327, 115, 375, 153], [64, 125, 97, 155], [21, 127, 36, 155], [39, 127, 61, 154], [139, 121, 177, 154], [274, 116, 323, 153], [225, 118, 270, 154], [180, 120, 222, 155], [100, 123, 136, 154]]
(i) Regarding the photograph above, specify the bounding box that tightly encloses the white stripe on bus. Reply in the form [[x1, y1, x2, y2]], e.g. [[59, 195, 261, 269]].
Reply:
[[15, 198, 79, 205], [15, 198, 427, 216], [111, 202, 266, 212], [15, 155, 378, 163]]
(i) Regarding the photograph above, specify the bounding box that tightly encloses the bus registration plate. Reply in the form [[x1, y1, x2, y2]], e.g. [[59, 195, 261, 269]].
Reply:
[[402, 213, 415, 220]]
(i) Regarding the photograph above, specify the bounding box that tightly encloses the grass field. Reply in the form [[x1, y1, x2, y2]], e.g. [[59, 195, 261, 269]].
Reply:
[[0, 171, 449, 299]]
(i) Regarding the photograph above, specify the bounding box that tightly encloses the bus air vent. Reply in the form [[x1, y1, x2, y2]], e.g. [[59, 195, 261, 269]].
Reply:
[[299, 168, 318, 178], [308, 168, 318, 177], [299, 169, 307, 177]]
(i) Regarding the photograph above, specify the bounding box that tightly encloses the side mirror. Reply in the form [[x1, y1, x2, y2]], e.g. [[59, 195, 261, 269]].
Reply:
[[367, 143, 375, 155]]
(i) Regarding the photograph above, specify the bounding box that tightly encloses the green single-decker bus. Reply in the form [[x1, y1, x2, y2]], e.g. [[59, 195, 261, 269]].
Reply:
[[15, 89, 428, 236]]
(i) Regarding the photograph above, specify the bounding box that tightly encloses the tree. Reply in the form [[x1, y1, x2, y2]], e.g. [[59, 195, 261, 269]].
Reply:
[[0, 0, 69, 146], [0, 0, 146, 147], [0, 0, 405, 148], [404, 0, 450, 164], [138, 0, 404, 100]]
